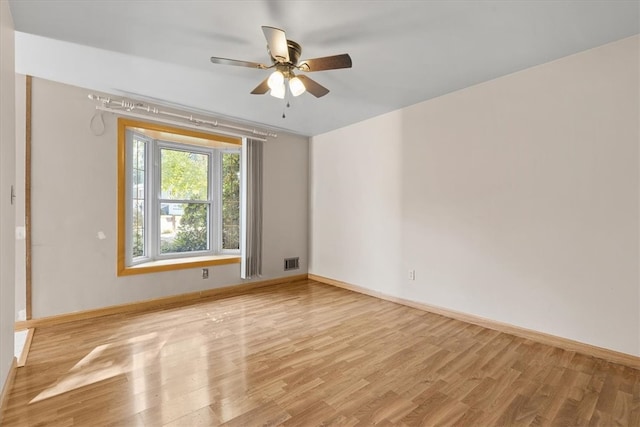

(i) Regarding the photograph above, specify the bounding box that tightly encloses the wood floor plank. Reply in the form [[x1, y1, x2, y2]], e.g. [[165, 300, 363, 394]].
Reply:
[[163, 406, 219, 427], [630, 380, 640, 426], [2, 279, 639, 426]]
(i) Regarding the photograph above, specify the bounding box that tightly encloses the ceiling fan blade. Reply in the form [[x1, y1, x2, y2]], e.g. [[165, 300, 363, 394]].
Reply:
[[250, 77, 270, 95], [297, 54, 352, 72], [297, 75, 330, 98], [262, 26, 289, 63], [210, 57, 267, 69]]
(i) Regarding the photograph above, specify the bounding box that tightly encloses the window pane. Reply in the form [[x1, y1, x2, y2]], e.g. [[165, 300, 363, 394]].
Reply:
[[222, 152, 240, 250], [132, 200, 145, 258], [160, 203, 209, 254], [131, 138, 146, 258], [160, 148, 208, 201]]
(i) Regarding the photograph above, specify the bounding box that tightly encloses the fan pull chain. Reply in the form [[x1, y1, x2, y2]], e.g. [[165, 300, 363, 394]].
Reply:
[[282, 94, 291, 119]]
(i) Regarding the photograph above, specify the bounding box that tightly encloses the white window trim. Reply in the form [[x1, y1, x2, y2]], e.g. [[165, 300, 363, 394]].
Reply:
[[125, 132, 152, 267], [124, 129, 240, 268]]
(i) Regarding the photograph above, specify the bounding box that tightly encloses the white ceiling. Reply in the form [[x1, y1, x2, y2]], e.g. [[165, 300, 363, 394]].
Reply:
[[8, 0, 640, 137]]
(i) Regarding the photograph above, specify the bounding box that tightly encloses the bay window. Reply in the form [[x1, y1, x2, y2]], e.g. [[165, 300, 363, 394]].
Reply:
[[118, 119, 242, 275]]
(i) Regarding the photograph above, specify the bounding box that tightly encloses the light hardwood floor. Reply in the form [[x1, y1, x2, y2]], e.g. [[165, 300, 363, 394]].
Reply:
[[2, 280, 639, 426]]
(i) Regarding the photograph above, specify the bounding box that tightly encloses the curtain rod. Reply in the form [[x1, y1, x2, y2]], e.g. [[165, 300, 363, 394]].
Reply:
[[88, 94, 278, 140]]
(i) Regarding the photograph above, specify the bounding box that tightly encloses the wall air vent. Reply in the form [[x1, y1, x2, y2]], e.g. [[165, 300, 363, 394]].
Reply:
[[284, 257, 300, 271]]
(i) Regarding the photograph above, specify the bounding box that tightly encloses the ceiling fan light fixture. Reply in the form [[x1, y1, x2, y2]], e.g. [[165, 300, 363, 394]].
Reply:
[[270, 83, 285, 99], [289, 76, 306, 97], [209, 26, 352, 100], [267, 71, 284, 90]]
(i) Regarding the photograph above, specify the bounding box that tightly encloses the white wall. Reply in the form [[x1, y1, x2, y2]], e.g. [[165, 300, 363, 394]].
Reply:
[[309, 110, 404, 293], [310, 36, 640, 356], [27, 78, 308, 318], [0, 0, 16, 390]]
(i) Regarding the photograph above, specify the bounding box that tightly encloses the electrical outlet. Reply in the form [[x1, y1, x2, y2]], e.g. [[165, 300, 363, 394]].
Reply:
[[202, 268, 209, 279], [408, 270, 416, 281]]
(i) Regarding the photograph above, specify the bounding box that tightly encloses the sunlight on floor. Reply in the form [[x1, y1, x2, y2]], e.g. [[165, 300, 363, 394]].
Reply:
[[30, 331, 170, 404]]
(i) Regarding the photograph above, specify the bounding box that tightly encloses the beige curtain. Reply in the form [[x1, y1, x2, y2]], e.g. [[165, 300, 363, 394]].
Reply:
[[240, 138, 263, 279]]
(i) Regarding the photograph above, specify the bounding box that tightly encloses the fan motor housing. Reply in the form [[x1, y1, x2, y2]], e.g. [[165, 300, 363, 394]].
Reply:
[[286, 40, 302, 65]]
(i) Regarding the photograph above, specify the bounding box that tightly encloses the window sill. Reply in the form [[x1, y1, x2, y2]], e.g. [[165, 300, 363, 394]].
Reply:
[[118, 254, 241, 276]]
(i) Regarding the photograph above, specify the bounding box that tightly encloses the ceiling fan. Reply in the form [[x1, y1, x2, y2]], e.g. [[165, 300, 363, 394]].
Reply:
[[210, 26, 352, 99]]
